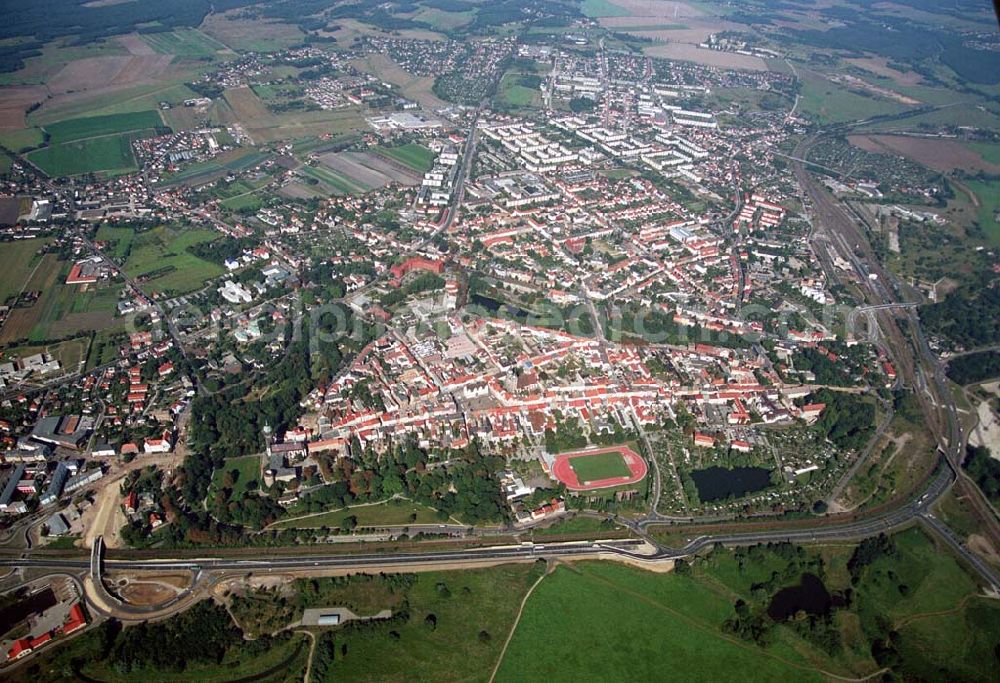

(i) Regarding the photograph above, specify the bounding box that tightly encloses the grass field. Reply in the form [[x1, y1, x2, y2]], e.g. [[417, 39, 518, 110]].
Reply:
[[122, 226, 223, 296], [568, 451, 632, 483], [28, 131, 154, 176], [319, 563, 543, 681], [271, 499, 443, 530], [95, 224, 137, 261], [796, 67, 909, 124], [0, 253, 124, 344], [496, 562, 825, 682], [211, 455, 261, 500], [140, 29, 228, 57], [376, 143, 435, 173], [0, 238, 48, 302], [497, 529, 1000, 681], [965, 178, 1000, 245], [219, 192, 263, 211], [43, 110, 163, 144], [498, 73, 539, 108]]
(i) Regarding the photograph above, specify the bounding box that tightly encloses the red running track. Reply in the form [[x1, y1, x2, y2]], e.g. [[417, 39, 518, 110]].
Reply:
[[551, 445, 648, 492]]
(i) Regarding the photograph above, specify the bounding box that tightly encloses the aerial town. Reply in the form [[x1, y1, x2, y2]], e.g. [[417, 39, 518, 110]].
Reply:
[[1, 0, 999, 679]]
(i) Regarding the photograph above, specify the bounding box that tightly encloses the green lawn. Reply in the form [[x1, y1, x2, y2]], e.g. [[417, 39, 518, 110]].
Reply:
[[531, 515, 623, 537], [140, 28, 228, 57], [377, 143, 435, 173], [568, 451, 632, 484], [28, 131, 154, 177], [43, 110, 164, 144], [122, 226, 223, 296], [211, 455, 262, 499], [271, 499, 443, 530], [496, 562, 825, 682]]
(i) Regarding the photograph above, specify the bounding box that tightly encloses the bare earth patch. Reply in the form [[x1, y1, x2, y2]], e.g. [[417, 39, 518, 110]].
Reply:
[[848, 134, 1000, 174], [0, 86, 47, 129], [969, 397, 1000, 460], [351, 54, 447, 109]]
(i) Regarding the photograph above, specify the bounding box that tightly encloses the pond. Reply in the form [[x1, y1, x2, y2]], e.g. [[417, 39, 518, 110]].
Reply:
[[469, 293, 531, 320], [689, 466, 772, 502], [767, 573, 833, 621]]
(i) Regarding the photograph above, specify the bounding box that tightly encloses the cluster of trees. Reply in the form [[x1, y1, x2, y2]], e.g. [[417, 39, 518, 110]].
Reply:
[[964, 445, 1000, 505], [380, 272, 446, 308], [847, 533, 897, 585], [109, 600, 241, 673], [921, 276, 1000, 349], [297, 438, 509, 524], [810, 389, 875, 452], [947, 350, 1000, 386], [794, 347, 852, 386]]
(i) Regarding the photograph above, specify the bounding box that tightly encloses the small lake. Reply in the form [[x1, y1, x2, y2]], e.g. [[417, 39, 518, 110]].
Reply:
[[690, 466, 772, 502], [469, 293, 530, 320], [767, 573, 833, 621]]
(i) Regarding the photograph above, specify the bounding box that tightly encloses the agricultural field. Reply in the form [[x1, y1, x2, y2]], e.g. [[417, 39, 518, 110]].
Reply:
[[376, 143, 435, 173], [270, 499, 443, 530], [496, 529, 1000, 682], [200, 11, 305, 53], [140, 29, 229, 58], [351, 53, 448, 109], [42, 110, 164, 144], [0, 238, 49, 303], [219, 192, 263, 212], [0, 254, 124, 344], [28, 131, 156, 177], [581, 0, 633, 18], [299, 164, 368, 195], [162, 149, 270, 186], [122, 226, 224, 296], [847, 134, 1000, 175], [0, 127, 45, 153]]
